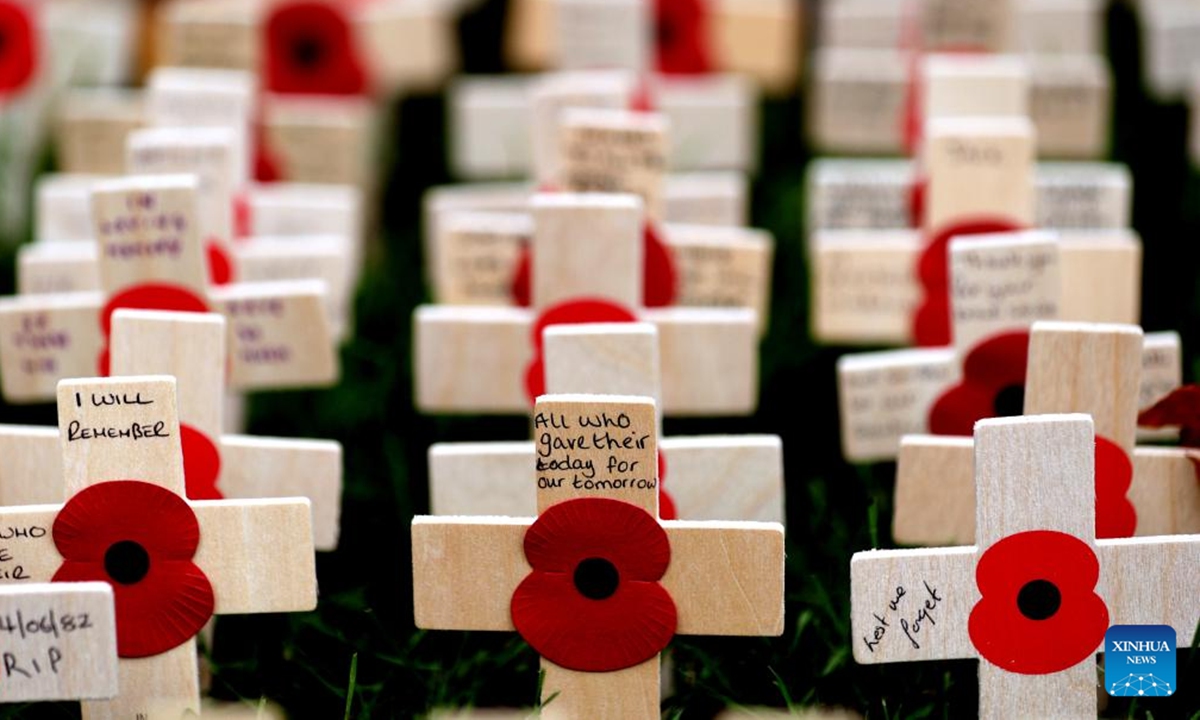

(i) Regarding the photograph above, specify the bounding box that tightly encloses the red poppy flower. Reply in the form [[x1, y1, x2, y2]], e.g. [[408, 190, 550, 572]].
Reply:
[[0, 1, 36, 99], [264, 1, 369, 96], [181, 425, 223, 500], [523, 298, 639, 403], [969, 530, 1107, 674], [511, 498, 677, 671], [252, 119, 284, 183], [96, 283, 211, 376], [654, 0, 713, 75], [52, 481, 215, 658], [207, 240, 235, 286], [657, 451, 676, 521], [908, 176, 926, 229], [509, 225, 677, 309], [913, 219, 1024, 346], [928, 330, 1030, 435]]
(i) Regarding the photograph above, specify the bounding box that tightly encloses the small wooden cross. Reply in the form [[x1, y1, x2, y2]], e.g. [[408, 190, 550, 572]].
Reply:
[[0, 375, 316, 718], [430, 321, 782, 522], [0, 174, 338, 403], [851, 413, 1200, 718], [893, 321, 1200, 545], [0, 309, 343, 550], [416, 192, 761, 416], [450, 72, 757, 180], [0, 582, 119, 703], [504, 0, 800, 92], [413, 393, 784, 719], [836, 227, 1149, 462]]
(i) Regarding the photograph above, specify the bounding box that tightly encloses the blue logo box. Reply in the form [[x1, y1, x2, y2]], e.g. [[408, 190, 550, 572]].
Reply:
[[1105, 625, 1175, 697]]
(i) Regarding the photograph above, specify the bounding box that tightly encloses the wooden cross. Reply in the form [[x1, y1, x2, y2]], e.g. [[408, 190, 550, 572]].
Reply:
[[430, 321, 783, 522], [811, 0, 1109, 157], [413, 393, 784, 719], [0, 309, 342, 550], [851, 413, 1200, 718], [893, 321, 1200, 545], [0, 375, 316, 718], [450, 71, 757, 180], [416, 192, 760, 416], [0, 173, 338, 403], [503, 0, 801, 93], [0, 582, 119, 703], [836, 226, 1146, 462]]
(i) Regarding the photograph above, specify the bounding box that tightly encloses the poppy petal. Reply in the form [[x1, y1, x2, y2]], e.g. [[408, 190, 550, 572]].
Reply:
[[53, 481, 201, 563], [1137, 385, 1200, 448], [642, 224, 677, 308], [523, 498, 670, 581], [657, 451, 677, 521], [654, 0, 713, 75], [264, 2, 369, 96], [1095, 436, 1136, 539], [523, 299, 640, 405], [927, 331, 1030, 435], [181, 424, 223, 500], [969, 531, 1108, 675], [100, 283, 210, 338], [510, 245, 532, 307], [0, 2, 36, 98]]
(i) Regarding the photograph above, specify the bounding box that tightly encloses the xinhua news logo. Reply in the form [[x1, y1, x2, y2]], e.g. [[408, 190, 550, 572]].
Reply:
[[1105, 625, 1175, 697]]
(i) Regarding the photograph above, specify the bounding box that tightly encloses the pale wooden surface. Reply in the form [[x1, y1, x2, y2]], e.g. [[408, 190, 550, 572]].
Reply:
[[35, 174, 106, 243], [125, 127, 240, 248], [1137, 330, 1182, 442], [543, 324, 661, 416], [529, 71, 633, 186], [809, 230, 920, 345], [837, 348, 960, 462], [1024, 321, 1143, 449], [56, 89, 145, 176], [435, 211, 531, 305], [0, 583, 119, 702], [557, 108, 668, 222], [208, 280, 339, 390], [18, 241, 102, 295], [533, 395, 658, 514], [948, 232, 1059, 354], [1058, 232, 1142, 324], [665, 224, 773, 334], [110, 310, 225, 440], [413, 516, 783, 635], [0, 293, 106, 403], [541, 657, 658, 720], [553, 0, 647, 72], [923, 54, 1028, 121], [414, 305, 757, 415], [531, 193, 643, 309], [430, 435, 783, 523], [261, 95, 376, 188], [233, 237, 352, 339], [709, 0, 801, 95], [924, 117, 1035, 234], [91, 175, 208, 298]]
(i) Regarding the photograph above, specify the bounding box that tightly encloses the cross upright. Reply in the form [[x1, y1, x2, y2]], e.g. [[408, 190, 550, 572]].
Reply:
[[851, 413, 1199, 718], [893, 321, 1200, 545], [429, 321, 783, 522], [0, 375, 316, 718], [413, 393, 784, 718], [0, 173, 338, 404], [416, 192, 761, 416]]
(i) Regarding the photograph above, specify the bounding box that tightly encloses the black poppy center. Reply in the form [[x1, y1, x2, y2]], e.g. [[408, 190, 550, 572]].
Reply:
[[573, 557, 619, 600], [656, 18, 677, 49], [104, 540, 150, 585], [1016, 579, 1061, 620], [290, 34, 326, 70], [992, 384, 1025, 417]]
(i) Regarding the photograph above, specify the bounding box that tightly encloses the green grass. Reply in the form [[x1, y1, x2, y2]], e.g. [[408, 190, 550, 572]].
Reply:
[[0, 1, 1197, 717]]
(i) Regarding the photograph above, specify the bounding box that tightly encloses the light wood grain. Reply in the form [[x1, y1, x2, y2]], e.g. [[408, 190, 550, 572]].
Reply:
[[543, 324, 660, 424], [923, 54, 1028, 121], [0, 293, 105, 403], [893, 436, 976, 546], [553, 0, 647, 72], [430, 436, 784, 523], [924, 117, 1035, 235], [532, 193, 643, 309], [558, 108, 668, 222], [1058, 232, 1141, 324], [55, 89, 145, 176], [809, 230, 919, 345], [541, 658, 658, 720], [664, 224, 773, 334], [0, 583, 119, 702]]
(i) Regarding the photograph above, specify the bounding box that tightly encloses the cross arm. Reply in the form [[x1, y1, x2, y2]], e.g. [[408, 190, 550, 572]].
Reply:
[[192, 499, 317, 614], [0, 294, 104, 403], [0, 425, 65, 506], [894, 435, 975, 546], [661, 520, 784, 636], [219, 435, 343, 551], [1098, 535, 1200, 647], [849, 546, 977, 664]]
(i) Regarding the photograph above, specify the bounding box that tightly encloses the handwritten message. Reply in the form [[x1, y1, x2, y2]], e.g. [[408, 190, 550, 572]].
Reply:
[[437, 214, 528, 305], [861, 581, 945, 655], [811, 235, 919, 344], [559, 109, 667, 221], [533, 397, 657, 514], [0, 301, 105, 403], [949, 235, 1059, 351]]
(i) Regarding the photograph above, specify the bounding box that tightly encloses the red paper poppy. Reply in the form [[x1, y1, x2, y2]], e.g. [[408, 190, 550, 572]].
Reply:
[[928, 330, 1030, 435], [657, 451, 676, 521], [96, 283, 211, 376], [523, 298, 640, 403], [0, 1, 36, 99], [969, 530, 1107, 674], [654, 0, 713, 75], [52, 481, 215, 658], [252, 119, 284, 183], [1095, 436, 1136, 539], [264, 1, 369, 96], [509, 225, 677, 309], [181, 424, 223, 500], [207, 240, 235, 286], [511, 497, 677, 671], [912, 219, 1024, 346]]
